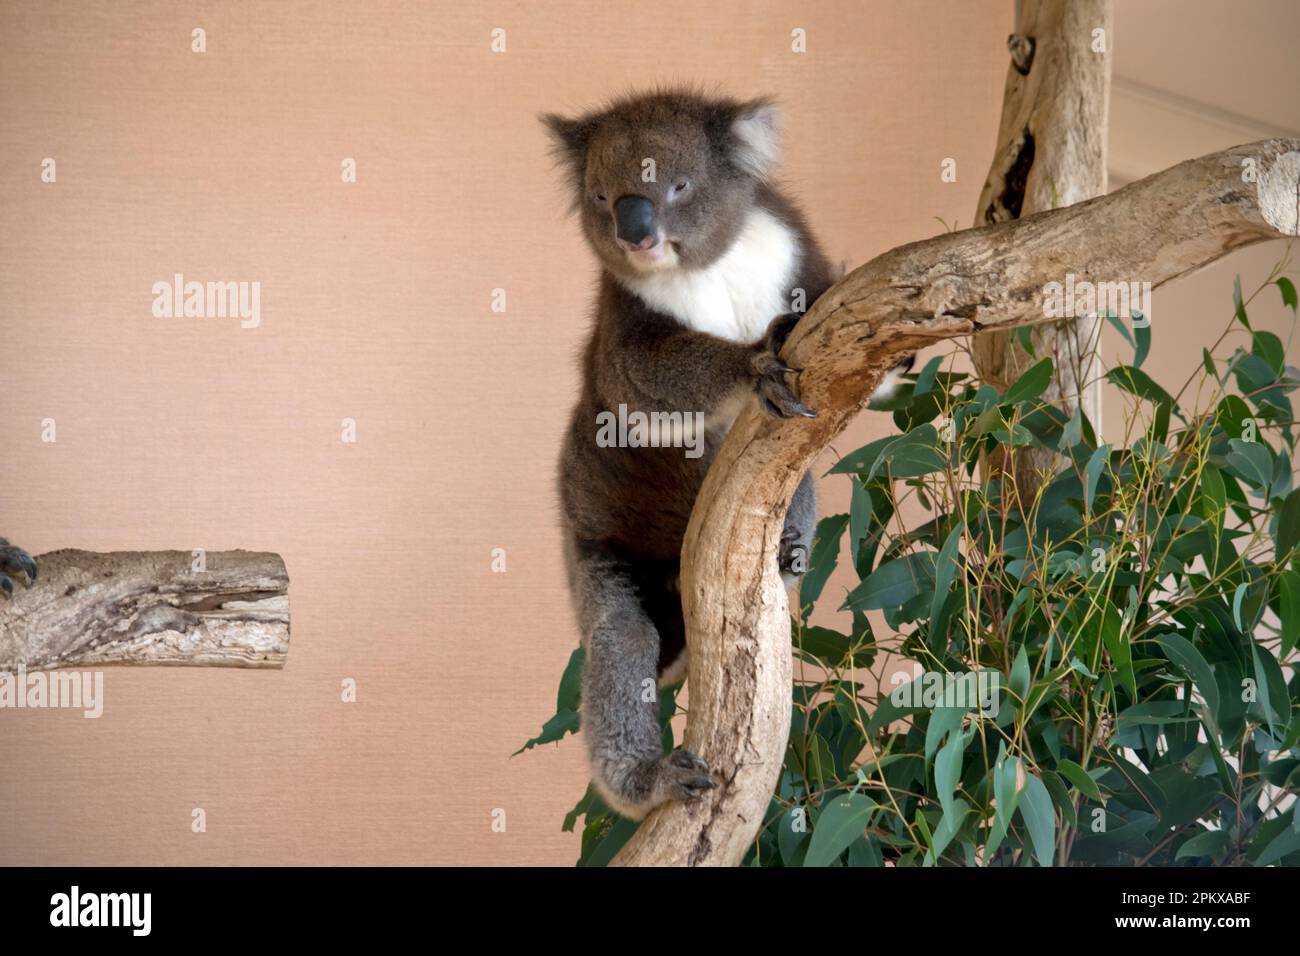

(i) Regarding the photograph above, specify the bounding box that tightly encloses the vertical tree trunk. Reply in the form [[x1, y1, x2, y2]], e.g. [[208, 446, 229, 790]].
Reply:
[[972, 0, 1112, 496]]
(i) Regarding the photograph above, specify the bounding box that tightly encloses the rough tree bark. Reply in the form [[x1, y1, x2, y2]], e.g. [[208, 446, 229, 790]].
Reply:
[[973, 0, 1112, 496], [612, 140, 1300, 865], [0, 549, 289, 670]]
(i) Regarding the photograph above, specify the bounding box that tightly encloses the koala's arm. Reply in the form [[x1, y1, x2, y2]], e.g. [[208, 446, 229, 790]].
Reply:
[[615, 314, 814, 419]]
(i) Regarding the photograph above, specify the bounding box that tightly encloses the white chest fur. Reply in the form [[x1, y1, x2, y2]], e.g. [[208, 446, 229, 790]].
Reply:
[[620, 208, 802, 345]]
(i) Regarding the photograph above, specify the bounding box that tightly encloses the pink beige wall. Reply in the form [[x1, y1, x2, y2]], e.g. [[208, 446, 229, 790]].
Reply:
[[0, 1, 1292, 865]]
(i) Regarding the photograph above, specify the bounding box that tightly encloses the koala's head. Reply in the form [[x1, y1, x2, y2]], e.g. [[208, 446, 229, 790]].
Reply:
[[542, 89, 780, 278]]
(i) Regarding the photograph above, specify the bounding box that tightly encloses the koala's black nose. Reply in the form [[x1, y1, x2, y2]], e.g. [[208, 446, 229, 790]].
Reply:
[[614, 195, 656, 247]]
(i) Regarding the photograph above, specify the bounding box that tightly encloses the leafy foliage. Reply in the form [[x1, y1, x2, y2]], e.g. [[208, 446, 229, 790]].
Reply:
[[524, 264, 1300, 866]]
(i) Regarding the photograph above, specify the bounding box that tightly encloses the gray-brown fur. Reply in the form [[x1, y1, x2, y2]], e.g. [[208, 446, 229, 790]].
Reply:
[[545, 89, 832, 819], [0, 537, 37, 598]]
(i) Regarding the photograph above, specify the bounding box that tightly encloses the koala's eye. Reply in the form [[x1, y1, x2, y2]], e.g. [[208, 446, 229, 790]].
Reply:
[[673, 180, 690, 194], [593, 191, 608, 204]]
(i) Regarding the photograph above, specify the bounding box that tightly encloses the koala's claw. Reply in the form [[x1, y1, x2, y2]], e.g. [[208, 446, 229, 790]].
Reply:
[[667, 749, 709, 772], [656, 749, 716, 803], [0, 538, 38, 599], [754, 313, 816, 419], [778, 526, 809, 578], [753, 352, 816, 419]]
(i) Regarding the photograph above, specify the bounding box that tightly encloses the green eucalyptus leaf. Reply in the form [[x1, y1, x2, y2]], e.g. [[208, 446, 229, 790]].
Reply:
[[514, 709, 580, 755], [1277, 488, 1300, 562], [1175, 829, 1231, 862], [1003, 357, 1054, 406], [1250, 640, 1284, 739], [579, 816, 639, 867], [1278, 569, 1300, 657], [1115, 701, 1197, 727], [778, 806, 812, 865], [1226, 438, 1274, 494], [867, 425, 947, 482], [799, 513, 849, 618], [1253, 818, 1300, 866], [1252, 330, 1285, 374], [934, 726, 969, 817], [1084, 444, 1110, 516], [1215, 395, 1255, 441], [794, 624, 873, 668], [1106, 365, 1178, 414], [556, 646, 585, 712], [849, 477, 873, 559], [1010, 646, 1031, 701], [807, 733, 837, 785], [804, 793, 876, 867], [828, 435, 894, 476], [988, 746, 1023, 857], [913, 354, 943, 396], [1202, 348, 1218, 381], [1057, 759, 1104, 802], [1041, 771, 1078, 830], [843, 550, 939, 611], [1018, 773, 1057, 867], [563, 785, 600, 833], [1058, 404, 1084, 450], [926, 798, 972, 866], [1277, 276, 1298, 313], [1154, 633, 1221, 741], [924, 707, 966, 769], [1232, 274, 1251, 330], [1101, 601, 1137, 701], [1133, 319, 1152, 369], [929, 524, 963, 625], [846, 836, 884, 867]]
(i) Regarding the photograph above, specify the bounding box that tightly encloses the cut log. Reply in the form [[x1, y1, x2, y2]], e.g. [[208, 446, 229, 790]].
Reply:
[[613, 139, 1300, 866], [0, 549, 289, 670]]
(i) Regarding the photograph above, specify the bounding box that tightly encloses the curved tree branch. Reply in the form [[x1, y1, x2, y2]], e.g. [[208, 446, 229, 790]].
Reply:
[[613, 139, 1300, 866]]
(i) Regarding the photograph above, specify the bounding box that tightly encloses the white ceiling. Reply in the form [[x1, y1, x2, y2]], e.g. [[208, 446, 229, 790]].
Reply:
[[1106, 1, 1299, 183]]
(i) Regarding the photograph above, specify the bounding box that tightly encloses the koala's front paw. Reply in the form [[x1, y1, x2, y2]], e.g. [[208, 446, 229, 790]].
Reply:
[[752, 351, 814, 418], [778, 526, 809, 580], [652, 749, 716, 805], [753, 313, 816, 419], [763, 311, 802, 356], [0, 538, 38, 599]]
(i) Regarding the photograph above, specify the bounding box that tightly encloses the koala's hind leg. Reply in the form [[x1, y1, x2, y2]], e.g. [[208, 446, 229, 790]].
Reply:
[[0, 538, 37, 598], [569, 541, 715, 820], [779, 471, 816, 587]]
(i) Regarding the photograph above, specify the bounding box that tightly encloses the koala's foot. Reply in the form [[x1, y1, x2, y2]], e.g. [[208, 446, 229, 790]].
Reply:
[[656, 749, 715, 804], [0, 538, 38, 599], [779, 470, 817, 588], [753, 313, 815, 419], [778, 525, 809, 583], [594, 749, 716, 820]]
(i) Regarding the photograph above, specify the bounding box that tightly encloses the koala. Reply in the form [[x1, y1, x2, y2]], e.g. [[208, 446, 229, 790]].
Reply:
[[0, 538, 38, 598], [544, 89, 906, 820]]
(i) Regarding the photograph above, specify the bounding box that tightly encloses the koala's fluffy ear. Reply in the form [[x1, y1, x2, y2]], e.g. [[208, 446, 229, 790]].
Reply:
[[541, 112, 594, 196], [729, 98, 780, 179]]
